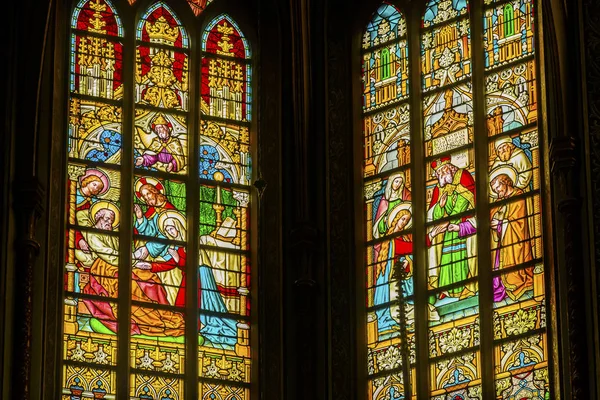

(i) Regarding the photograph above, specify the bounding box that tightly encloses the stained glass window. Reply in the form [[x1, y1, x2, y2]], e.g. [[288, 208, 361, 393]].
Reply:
[[362, 3, 415, 399], [362, 0, 550, 398], [62, 1, 254, 399]]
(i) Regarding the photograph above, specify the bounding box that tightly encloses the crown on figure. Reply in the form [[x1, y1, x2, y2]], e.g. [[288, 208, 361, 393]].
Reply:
[[430, 156, 451, 171], [146, 16, 179, 45], [151, 114, 172, 129]]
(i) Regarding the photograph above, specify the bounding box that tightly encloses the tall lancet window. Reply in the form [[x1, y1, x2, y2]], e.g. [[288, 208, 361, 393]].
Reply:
[[61, 1, 254, 399], [361, 0, 551, 398], [362, 3, 415, 398]]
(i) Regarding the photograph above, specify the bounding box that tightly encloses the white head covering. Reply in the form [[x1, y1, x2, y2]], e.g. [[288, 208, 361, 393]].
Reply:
[[494, 136, 513, 149], [385, 172, 406, 201]]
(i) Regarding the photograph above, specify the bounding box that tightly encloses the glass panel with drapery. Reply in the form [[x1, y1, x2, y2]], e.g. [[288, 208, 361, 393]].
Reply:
[[61, 1, 254, 399], [361, 1, 550, 399]]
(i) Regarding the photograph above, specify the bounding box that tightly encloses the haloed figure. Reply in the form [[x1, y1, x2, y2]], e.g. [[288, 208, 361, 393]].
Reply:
[[489, 167, 534, 302], [135, 212, 187, 307], [135, 114, 185, 173]]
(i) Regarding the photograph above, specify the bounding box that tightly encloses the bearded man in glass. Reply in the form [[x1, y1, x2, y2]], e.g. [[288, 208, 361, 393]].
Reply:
[[426, 156, 477, 300], [135, 114, 185, 173]]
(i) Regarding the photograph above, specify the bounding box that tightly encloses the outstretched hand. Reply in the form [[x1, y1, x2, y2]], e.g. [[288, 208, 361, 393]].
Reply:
[[439, 192, 448, 209], [168, 247, 180, 263], [78, 239, 90, 253], [134, 204, 143, 220], [134, 261, 152, 270], [429, 222, 449, 238], [447, 223, 460, 232]]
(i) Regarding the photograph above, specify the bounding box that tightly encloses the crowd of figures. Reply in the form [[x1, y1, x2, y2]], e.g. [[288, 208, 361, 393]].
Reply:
[[371, 134, 536, 331], [69, 170, 238, 348]]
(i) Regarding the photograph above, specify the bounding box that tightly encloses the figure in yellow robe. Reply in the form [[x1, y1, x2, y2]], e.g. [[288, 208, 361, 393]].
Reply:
[[76, 203, 185, 336], [490, 168, 534, 301]]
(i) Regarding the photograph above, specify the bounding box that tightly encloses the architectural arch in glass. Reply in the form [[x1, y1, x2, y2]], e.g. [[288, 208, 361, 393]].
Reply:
[[61, 1, 254, 399], [361, 0, 550, 398]]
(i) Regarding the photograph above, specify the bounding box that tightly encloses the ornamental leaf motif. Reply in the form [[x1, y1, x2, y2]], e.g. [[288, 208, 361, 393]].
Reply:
[[438, 327, 471, 354], [504, 308, 537, 336]]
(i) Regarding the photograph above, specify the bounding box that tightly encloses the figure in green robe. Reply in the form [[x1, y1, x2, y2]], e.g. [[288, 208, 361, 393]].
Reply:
[[426, 157, 477, 299]]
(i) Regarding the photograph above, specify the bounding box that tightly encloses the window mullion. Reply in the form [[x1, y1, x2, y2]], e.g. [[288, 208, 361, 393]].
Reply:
[[406, 2, 429, 398], [185, 24, 201, 400], [469, 0, 495, 396], [118, 10, 136, 400]]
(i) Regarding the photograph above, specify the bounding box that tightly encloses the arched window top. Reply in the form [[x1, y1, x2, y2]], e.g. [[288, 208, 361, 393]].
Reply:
[[137, 2, 189, 49], [61, 1, 257, 399], [72, 0, 123, 37], [423, 0, 469, 28], [361, 3, 409, 113], [187, 0, 214, 16], [362, 2, 405, 50], [361, 0, 551, 398], [202, 14, 251, 59]]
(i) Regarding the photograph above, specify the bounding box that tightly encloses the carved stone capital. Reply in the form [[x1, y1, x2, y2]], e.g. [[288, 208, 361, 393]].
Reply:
[[549, 136, 577, 175]]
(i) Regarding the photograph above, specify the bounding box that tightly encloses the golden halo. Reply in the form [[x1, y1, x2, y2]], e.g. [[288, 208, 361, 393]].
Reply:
[[387, 202, 413, 231], [79, 168, 111, 196], [89, 200, 121, 229], [157, 210, 186, 239], [489, 165, 518, 198], [134, 176, 165, 200]]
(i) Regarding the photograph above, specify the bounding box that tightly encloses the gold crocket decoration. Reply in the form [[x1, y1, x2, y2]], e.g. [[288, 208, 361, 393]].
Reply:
[[146, 16, 179, 45], [88, 0, 107, 34], [203, 122, 243, 163], [216, 22, 235, 55], [141, 16, 185, 108]]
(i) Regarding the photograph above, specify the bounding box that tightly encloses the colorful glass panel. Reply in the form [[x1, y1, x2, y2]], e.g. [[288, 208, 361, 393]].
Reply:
[[62, 364, 117, 400], [63, 2, 123, 397], [483, 0, 535, 70], [132, 176, 187, 236], [368, 372, 417, 400], [363, 3, 414, 399], [199, 121, 252, 185], [131, 375, 184, 399], [362, 3, 408, 112], [199, 185, 251, 248], [129, 5, 191, 398], [421, 2, 482, 397], [493, 265, 546, 339], [494, 335, 549, 398], [72, 0, 123, 36], [484, 1, 549, 394], [201, 16, 251, 122], [68, 100, 123, 163], [133, 112, 189, 174], [65, 2, 257, 398], [129, 304, 186, 371], [360, 0, 551, 397], [70, 34, 123, 101], [198, 13, 253, 397], [423, 0, 469, 28], [202, 15, 250, 59], [363, 104, 411, 176], [423, 87, 473, 156], [421, 19, 472, 92], [199, 383, 250, 400], [363, 2, 407, 49], [187, 0, 214, 16], [135, 46, 189, 111], [486, 61, 537, 136], [429, 352, 481, 398], [136, 2, 189, 48]]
